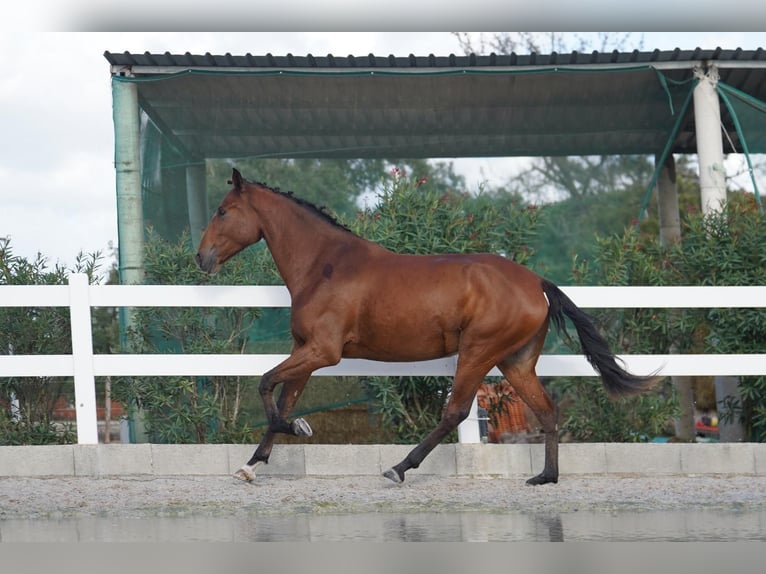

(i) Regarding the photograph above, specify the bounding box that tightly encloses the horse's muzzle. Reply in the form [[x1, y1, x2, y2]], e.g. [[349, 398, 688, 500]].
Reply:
[[195, 248, 219, 274]]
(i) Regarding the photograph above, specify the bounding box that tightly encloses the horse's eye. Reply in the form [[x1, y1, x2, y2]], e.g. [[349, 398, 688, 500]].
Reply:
[[217, 207, 226, 217]]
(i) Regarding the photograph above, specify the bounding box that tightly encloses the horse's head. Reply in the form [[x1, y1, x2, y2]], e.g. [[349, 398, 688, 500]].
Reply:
[[195, 168, 264, 274]]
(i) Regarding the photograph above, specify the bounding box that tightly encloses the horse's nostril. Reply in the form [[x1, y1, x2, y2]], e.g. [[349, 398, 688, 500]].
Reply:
[[195, 249, 218, 274], [195, 252, 208, 271]]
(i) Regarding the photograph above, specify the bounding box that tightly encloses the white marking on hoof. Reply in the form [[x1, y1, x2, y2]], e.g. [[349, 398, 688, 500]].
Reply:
[[233, 461, 262, 482], [292, 417, 313, 437]]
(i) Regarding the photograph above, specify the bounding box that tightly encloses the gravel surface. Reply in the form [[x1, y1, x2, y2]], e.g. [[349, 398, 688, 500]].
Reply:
[[2, 474, 766, 520]]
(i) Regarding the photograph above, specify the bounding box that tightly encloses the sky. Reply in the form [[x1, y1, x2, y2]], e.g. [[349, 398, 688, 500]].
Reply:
[[1, 30, 766, 271]]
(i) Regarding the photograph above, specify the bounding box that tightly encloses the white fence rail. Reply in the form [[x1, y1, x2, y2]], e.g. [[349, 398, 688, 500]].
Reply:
[[1, 274, 765, 445]]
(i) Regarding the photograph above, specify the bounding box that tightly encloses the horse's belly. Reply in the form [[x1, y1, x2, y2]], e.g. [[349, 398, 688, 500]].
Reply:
[[343, 321, 459, 362], [343, 343, 455, 362]]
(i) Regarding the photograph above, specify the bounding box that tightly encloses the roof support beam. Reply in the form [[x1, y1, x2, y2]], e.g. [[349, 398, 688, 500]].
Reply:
[[108, 60, 737, 77]]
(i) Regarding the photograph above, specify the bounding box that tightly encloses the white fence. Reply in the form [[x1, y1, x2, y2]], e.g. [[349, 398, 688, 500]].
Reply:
[[1, 273, 765, 445]]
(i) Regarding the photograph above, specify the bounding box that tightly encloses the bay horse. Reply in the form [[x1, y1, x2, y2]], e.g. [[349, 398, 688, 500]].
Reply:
[[196, 169, 659, 485]]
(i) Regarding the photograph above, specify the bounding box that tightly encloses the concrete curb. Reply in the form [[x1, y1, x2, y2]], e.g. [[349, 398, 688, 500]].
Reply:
[[1, 443, 764, 478]]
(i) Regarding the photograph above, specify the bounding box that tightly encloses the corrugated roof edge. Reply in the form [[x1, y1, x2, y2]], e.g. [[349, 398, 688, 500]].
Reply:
[[104, 48, 766, 70]]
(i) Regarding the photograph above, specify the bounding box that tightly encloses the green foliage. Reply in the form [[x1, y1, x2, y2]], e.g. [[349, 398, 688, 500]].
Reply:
[[353, 167, 539, 261], [0, 407, 76, 445], [0, 237, 104, 445], [366, 375, 453, 444], [560, 192, 766, 442], [352, 169, 541, 443], [555, 378, 678, 442], [529, 155, 701, 283], [671, 195, 766, 440], [531, 187, 645, 283], [554, 217, 686, 442], [113, 228, 266, 444]]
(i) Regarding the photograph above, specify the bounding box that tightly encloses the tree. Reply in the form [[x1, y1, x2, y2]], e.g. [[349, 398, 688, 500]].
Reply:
[[671, 194, 766, 441], [352, 168, 541, 442], [205, 157, 466, 220], [453, 32, 641, 56], [454, 32, 649, 205], [450, 32, 663, 289], [526, 156, 703, 283], [563, 192, 766, 442]]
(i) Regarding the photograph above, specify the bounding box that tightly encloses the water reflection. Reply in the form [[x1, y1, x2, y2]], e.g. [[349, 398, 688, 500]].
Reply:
[[1, 509, 765, 542], [540, 515, 564, 542]]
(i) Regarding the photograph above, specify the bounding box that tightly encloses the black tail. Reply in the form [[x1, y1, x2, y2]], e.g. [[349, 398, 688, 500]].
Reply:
[[541, 279, 660, 396]]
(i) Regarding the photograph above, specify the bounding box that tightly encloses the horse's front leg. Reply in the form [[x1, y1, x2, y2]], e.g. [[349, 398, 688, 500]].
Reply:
[[233, 376, 310, 481], [234, 345, 339, 482], [259, 364, 314, 436]]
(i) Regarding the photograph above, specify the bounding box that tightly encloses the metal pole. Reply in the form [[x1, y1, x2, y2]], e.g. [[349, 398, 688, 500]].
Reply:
[[111, 78, 145, 285], [186, 164, 209, 248], [693, 65, 727, 214], [111, 77, 147, 443]]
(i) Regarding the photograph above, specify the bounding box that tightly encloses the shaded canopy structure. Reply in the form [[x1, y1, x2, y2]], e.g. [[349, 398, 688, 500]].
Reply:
[[104, 47, 766, 284], [105, 48, 766, 443], [105, 48, 766, 160]]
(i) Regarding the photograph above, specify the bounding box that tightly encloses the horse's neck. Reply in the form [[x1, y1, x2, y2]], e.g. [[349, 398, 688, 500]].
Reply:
[[257, 193, 360, 293]]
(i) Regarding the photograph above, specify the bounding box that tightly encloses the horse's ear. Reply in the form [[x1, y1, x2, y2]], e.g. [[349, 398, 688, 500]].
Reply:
[[230, 168, 244, 191]]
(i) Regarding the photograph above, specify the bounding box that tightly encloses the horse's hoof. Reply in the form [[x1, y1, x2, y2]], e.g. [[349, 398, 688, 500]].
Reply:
[[292, 417, 313, 437], [526, 474, 558, 486], [383, 468, 403, 484], [234, 467, 256, 482]]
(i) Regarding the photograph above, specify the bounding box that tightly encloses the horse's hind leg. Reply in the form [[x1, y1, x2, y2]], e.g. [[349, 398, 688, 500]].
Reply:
[[496, 358, 559, 485], [383, 362, 489, 484]]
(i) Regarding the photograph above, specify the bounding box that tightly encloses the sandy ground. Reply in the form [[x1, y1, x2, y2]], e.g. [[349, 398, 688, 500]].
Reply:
[[2, 473, 766, 520]]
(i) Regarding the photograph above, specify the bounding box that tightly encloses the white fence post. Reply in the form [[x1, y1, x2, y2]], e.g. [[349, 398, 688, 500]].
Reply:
[[457, 396, 482, 443], [68, 273, 99, 444]]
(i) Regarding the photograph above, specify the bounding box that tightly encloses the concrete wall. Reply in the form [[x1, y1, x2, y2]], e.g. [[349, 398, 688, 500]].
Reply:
[[1, 443, 765, 478]]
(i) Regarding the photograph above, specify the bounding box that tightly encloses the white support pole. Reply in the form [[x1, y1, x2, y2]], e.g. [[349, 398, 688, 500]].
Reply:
[[68, 273, 99, 444], [693, 65, 727, 215], [693, 67, 745, 442]]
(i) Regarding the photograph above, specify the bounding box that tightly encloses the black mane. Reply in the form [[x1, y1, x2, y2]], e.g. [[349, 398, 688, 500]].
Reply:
[[257, 181, 353, 233]]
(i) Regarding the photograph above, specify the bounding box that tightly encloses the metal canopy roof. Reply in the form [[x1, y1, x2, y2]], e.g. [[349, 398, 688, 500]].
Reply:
[[104, 48, 766, 162]]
